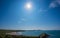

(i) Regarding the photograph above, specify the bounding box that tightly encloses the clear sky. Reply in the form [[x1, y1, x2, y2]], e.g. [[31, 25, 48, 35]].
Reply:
[[0, 0, 60, 30]]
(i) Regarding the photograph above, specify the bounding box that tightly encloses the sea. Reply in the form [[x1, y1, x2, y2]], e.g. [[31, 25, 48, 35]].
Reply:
[[17, 30, 60, 38]]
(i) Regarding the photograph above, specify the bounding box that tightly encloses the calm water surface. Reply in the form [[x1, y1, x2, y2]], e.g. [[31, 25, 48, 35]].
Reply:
[[17, 30, 60, 38]]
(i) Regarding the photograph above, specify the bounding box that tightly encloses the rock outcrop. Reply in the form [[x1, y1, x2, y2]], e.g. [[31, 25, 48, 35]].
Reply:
[[39, 33, 50, 38]]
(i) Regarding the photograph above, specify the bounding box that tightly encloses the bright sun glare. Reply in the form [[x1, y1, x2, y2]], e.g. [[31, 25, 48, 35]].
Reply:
[[25, 3, 32, 9]]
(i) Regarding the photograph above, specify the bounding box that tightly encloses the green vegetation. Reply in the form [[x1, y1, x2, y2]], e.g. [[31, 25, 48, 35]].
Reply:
[[0, 29, 25, 33], [0, 29, 25, 38], [0, 35, 38, 38], [0, 30, 49, 38]]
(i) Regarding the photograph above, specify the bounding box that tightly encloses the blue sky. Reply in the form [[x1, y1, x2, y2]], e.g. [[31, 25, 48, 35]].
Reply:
[[0, 0, 60, 30]]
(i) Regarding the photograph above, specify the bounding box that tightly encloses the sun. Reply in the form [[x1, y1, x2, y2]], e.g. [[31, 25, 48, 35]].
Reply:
[[26, 3, 31, 9], [25, 3, 32, 9]]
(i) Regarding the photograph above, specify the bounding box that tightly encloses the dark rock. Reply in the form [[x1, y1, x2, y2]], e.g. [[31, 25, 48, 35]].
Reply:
[[0, 36, 2, 38], [39, 33, 50, 38]]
